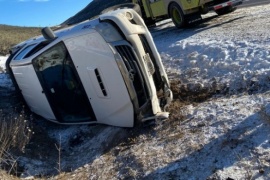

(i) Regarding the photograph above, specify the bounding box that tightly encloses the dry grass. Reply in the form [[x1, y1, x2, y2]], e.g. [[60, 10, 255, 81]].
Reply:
[[0, 25, 41, 55], [0, 170, 20, 180], [0, 108, 33, 175]]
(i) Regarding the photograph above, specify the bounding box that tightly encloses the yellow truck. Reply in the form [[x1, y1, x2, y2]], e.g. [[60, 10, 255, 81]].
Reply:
[[103, 0, 243, 28]]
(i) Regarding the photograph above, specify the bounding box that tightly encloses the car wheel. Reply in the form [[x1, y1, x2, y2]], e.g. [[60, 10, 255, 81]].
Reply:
[[144, 18, 156, 27], [169, 2, 187, 28], [215, 6, 237, 16]]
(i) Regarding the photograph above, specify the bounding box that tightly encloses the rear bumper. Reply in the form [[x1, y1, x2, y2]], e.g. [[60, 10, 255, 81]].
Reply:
[[209, 0, 243, 11]]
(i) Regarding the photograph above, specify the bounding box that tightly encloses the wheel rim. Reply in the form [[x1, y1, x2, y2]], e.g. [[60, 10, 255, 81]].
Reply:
[[172, 7, 182, 25]]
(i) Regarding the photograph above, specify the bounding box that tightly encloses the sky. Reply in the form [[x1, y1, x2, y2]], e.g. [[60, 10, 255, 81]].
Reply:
[[0, 0, 92, 27]]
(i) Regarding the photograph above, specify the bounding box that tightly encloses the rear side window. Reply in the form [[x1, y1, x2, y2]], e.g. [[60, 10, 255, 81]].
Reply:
[[13, 40, 53, 61], [13, 44, 36, 60], [24, 41, 52, 59]]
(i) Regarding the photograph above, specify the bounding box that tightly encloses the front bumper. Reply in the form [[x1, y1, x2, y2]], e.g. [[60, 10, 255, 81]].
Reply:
[[100, 9, 173, 121]]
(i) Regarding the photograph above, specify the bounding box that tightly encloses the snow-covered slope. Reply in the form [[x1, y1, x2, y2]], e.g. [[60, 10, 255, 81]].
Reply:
[[145, 5, 270, 179], [1, 4, 270, 180], [153, 5, 270, 96]]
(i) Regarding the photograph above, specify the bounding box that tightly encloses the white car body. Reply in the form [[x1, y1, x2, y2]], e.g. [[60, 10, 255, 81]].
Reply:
[[7, 9, 173, 127]]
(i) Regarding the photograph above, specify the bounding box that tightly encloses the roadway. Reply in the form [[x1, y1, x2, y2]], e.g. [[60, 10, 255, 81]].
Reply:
[[239, 0, 270, 8]]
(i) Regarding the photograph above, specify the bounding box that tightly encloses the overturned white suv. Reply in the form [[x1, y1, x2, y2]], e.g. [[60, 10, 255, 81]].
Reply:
[[6, 9, 173, 127]]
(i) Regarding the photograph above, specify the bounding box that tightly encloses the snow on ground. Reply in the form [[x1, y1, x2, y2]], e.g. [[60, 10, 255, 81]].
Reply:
[[0, 56, 8, 71], [0, 56, 12, 89], [85, 92, 270, 180], [1, 4, 270, 180], [152, 5, 270, 95], [142, 5, 270, 179]]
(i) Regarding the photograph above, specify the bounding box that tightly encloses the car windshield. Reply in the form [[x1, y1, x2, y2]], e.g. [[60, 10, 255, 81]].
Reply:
[[32, 42, 96, 123]]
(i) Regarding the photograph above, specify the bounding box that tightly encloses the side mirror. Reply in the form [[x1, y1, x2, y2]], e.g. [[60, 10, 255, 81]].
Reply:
[[41, 27, 56, 40]]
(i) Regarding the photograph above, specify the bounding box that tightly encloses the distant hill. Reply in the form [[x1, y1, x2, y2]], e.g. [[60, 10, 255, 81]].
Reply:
[[62, 0, 131, 25], [0, 25, 41, 56]]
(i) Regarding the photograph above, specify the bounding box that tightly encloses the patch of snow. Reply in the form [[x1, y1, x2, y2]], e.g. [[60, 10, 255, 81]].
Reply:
[[145, 93, 270, 179], [0, 55, 8, 72], [161, 39, 270, 94], [0, 56, 13, 89]]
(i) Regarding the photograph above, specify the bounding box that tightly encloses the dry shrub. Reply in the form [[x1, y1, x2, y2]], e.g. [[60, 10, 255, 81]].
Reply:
[[0, 170, 20, 180], [0, 108, 33, 173]]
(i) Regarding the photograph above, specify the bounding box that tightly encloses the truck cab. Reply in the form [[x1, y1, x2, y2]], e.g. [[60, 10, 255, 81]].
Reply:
[[132, 0, 243, 27]]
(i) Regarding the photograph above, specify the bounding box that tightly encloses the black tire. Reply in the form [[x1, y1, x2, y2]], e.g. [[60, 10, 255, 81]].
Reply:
[[215, 6, 237, 16], [145, 18, 156, 27], [169, 2, 187, 28], [101, 3, 142, 17]]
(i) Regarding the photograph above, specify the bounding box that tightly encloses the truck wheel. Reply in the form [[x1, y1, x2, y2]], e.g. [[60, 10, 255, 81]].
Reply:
[[145, 18, 156, 27], [169, 2, 186, 28], [101, 3, 142, 16], [215, 6, 237, 16]]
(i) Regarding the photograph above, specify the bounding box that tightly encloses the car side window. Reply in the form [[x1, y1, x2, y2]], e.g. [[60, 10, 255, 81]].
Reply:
[[13, 44, 36, 60]]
